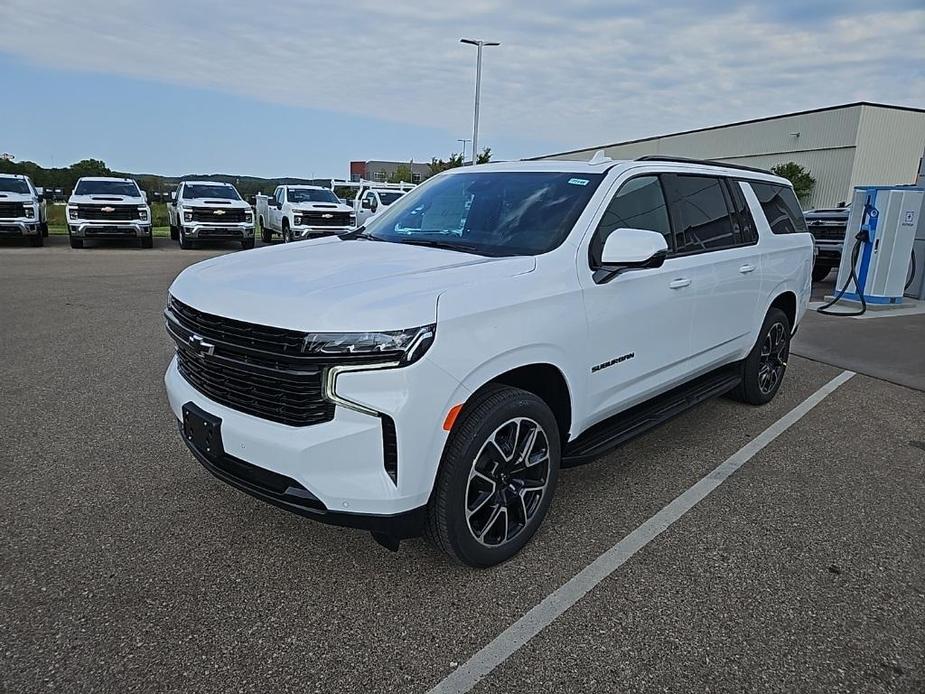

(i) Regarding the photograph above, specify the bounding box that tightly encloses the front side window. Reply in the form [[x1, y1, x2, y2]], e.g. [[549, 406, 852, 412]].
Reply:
[[182, 184, 240, 200], [74, 180, 141, 197], [288, 188, 340, 204], [666, 175, 736, 253], [590, 175, 671, 265], [377, 192, 404, 206], [364, 171, 604, 257], [0, 178, 31, 194], [749, 182, 808, 234]]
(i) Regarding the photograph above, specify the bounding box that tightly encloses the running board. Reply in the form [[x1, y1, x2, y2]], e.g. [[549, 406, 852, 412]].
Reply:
[[562, 365, 741, 467]]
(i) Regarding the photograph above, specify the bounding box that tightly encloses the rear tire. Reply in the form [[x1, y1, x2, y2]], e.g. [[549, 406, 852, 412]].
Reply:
[[425, 386, 560, 568], [69, 236, 83, 249], [729, 308, 791, 405], [812, 261, 833, 283], [260, 218, 272, 243]]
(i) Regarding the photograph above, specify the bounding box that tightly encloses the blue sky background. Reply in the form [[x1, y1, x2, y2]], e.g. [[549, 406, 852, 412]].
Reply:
[[1, 0, 923, 179]]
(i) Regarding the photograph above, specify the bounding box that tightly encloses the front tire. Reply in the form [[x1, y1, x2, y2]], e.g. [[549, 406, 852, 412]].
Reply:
[[179, 228, 194, 250], [241, 238, 255, 250], [170, 224, 179, 241], [730, 308, 791, 405], [29, 233, 44, 247], [140, 234, 153, 249], [282, 220, 292, 243], [426, 386, 560, 568], [69, 236, 83, 249]]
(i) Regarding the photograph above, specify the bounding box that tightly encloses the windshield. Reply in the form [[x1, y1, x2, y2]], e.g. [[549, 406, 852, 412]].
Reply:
[[0, 178, 32, 194], [74, 180, 140, 197], [363, 171, 604, 256], [182, 184, 240, 200], [288, 188, 340, 204], [377, 192, 404, 206]]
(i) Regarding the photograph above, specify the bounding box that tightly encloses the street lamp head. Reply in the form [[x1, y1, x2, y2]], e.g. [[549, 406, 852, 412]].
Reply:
[[460, 38, 501, 47]]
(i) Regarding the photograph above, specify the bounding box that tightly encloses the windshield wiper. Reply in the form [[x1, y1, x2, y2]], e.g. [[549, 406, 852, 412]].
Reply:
[[395, 238, 488, 255]]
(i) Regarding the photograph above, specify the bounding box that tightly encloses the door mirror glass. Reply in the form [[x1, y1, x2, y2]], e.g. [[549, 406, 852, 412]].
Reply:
[[597, 228, 669, 283], [361, 198, 372, 209]]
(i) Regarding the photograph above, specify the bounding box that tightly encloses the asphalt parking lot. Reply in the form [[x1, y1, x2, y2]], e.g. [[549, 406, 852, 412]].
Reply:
[[2, 236, 924, 693]]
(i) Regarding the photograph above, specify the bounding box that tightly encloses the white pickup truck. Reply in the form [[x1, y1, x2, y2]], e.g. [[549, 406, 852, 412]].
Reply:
[[67, 177, 152, 249], [0, 173, 47, 246], [168, 181, 255, 250], [255, 185, 355, 243]]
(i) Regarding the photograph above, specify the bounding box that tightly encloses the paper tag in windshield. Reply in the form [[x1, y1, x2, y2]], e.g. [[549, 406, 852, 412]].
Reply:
[[568, 178, 589, 186]]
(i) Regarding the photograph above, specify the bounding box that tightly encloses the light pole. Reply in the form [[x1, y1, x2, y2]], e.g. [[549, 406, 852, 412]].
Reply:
[[457, 138, 471, 161], [460, 38, 500, 165]]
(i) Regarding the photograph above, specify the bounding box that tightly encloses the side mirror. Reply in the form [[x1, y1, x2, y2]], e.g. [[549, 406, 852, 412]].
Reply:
[[361, 198, 372, 210], [596, 228, 669, 284], [35, 186, 44, 200], [170, 191, 177, 202]]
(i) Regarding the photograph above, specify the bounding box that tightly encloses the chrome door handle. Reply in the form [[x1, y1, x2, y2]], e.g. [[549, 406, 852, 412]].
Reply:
[[739, 264, 756, 273], [668, 278, 691, 289]]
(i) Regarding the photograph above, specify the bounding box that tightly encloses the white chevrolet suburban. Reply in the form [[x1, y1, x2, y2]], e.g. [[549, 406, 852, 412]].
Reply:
[[255, 185, 355, 243], [168, 181, 255, 250], [164, 155, 812, 567], [0, 173, 47, 246], [67, 177, 152, 249]]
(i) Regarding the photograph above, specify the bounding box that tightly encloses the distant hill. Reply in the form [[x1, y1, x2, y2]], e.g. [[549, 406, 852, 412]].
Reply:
[[0, 157, 326, 200]]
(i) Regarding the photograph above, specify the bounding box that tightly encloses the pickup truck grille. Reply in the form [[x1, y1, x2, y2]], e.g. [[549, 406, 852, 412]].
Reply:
[[807, 221, 846, 240], [77, 204, 140, 221], [190, 207, 248, 223], [298, 211, 352, 227], [165, 298, 335, 427], [0, 202, 27, 218]]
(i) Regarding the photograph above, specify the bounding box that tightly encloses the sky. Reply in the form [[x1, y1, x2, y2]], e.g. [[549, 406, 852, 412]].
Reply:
[[1, 0, 923, 180]]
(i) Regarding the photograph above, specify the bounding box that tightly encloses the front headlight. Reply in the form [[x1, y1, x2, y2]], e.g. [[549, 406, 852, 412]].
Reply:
[[24, 205, 35, 218], [183, 210, 192, 223], [301, 324, 436, 365], [293, 215, 302, 226], [245, 210, 253, 223], [68, 207, 77, 220], [138, 207, 149, 221]]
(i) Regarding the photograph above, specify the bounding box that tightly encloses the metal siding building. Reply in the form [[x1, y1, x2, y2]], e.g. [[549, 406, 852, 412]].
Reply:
[[531, 103, 925, 208]]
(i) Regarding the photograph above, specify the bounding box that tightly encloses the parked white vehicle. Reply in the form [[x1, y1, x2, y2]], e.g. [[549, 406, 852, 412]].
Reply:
[[0, 173, 47, 246], [168, 181, 255, 250], [164, 155, 812, 567], [354, 186, 408, 227], [66, 177, 152, 249], [255, 185, 355, 243]]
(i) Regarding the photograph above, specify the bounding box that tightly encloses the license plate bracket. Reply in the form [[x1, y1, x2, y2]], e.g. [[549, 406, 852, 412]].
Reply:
[[182, 402, 224, 460]]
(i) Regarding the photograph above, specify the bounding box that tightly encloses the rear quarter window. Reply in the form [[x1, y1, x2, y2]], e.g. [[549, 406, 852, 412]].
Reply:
[[749, 182, 808, 234]]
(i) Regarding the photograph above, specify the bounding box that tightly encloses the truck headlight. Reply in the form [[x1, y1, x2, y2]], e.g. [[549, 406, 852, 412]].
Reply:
[[138, 207, 149, 221], [24, 205, 35, 218], [245, 210, 253, 224], [293, 215, 302, 225], [68, 207, 78, 220], [183, 210, 192, 223], [301, 324, 436, 365]]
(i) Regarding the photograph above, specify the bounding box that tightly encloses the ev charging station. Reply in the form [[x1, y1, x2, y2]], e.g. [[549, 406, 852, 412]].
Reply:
[[828, 185, 923, 311]]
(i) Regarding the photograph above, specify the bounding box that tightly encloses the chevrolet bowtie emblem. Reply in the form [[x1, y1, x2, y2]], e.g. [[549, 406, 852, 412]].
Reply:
[[213, 209, 225, 215], [322, 213, 333, 219], [101, 206, 115, 212], [188, 334, 215, 356]]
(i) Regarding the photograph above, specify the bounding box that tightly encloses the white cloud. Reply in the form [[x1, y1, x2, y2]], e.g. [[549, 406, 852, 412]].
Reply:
[[1, 0, 923, 156]]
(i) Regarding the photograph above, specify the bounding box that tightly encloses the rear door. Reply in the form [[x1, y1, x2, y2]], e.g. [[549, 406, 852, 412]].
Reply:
[[661, 173, 763, 368]]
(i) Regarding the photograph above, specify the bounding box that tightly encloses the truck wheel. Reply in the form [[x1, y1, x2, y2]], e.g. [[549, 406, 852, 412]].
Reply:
[[426, 386, 560, 568], [282, 220, 291, 243], [812, 261, 832, 282], [29, 233, 44, 247], [179, 228, 194, 250], [241, 239, 255, 250], [729, 308, 791, 406], [260, 218, 271, 243], [141, 234, 153, 249], [69, 236, 83, 249], [170, 224, 179, 241]]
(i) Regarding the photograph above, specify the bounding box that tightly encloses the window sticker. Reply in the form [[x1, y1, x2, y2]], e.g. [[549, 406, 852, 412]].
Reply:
[[568, 178, 589, 186]]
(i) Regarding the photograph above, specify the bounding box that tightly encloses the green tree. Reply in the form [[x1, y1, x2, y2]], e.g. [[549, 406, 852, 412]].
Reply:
[[428, 152, 465, 176], [476, 147, 492, 164], [388, 164, 413, 183], [770, 162, 815, 201]]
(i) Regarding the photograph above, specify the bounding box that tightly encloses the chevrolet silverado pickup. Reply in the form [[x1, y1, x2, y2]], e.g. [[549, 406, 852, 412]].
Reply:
[[255, 185, 355, 243], [67, 177, 152, 249], [0, 173, 46, 246], [168, 181, 255, 250]]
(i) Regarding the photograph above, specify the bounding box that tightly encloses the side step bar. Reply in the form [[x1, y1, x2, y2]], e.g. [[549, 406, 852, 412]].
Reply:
[[562, 365, 742, 467]]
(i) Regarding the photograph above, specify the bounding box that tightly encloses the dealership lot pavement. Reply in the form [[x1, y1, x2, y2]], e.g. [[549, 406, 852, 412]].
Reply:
[[2, 237, 923, 693]]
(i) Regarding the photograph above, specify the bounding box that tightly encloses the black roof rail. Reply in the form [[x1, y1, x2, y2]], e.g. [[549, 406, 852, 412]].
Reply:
[[635, 155, 772, 176]]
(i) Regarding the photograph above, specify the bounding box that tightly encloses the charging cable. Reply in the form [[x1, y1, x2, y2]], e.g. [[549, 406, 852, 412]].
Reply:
[[816, 197, 874, 317]]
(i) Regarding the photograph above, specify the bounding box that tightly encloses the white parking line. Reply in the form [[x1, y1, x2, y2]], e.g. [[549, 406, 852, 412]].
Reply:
[[429, 369, 856, 694]]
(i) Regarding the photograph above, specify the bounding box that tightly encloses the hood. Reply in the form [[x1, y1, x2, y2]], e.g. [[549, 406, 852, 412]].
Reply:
[[180, 198, 250, 208], [67, 194, 146, 206], [292, 202, 353, 213], [169, 237, 535, 332], [0, 192, 37, 204]]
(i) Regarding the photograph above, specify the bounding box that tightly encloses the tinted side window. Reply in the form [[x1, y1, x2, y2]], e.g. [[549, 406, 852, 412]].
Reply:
[[726, 180, 758, 244], [590, 175, 671, 265], [666, 175, 736, 253], [750, 182, 808, 234]]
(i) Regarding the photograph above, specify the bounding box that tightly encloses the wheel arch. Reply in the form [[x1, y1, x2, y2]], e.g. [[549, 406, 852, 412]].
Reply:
[[769, 290, 797, 330]]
